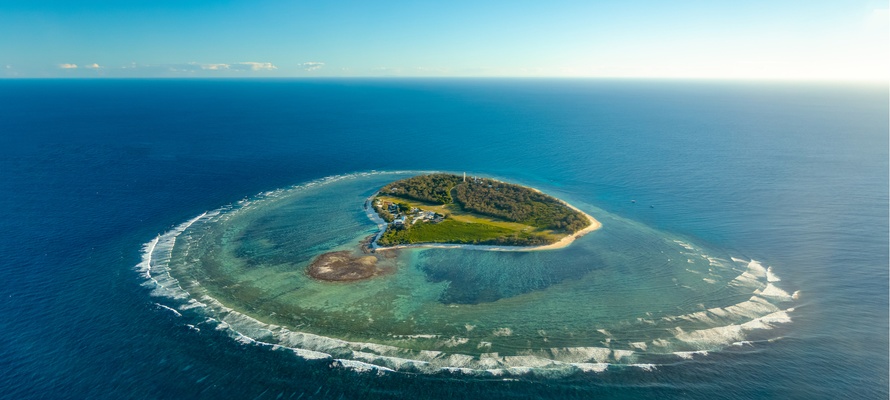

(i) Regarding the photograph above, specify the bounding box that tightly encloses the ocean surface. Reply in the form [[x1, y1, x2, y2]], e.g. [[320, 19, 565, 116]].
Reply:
[[0, 79, 886, 399]]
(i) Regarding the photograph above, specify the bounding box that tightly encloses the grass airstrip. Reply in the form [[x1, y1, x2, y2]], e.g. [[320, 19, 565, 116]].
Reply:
[[375, 195, 564, 246]]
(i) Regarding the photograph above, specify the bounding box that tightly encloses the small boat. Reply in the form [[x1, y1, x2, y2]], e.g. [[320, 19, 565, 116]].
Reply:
[[631, 200, 636, 203]]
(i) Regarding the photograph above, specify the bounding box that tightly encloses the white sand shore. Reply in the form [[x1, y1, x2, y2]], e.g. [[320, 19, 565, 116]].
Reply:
[[366, 192, 602, 253]]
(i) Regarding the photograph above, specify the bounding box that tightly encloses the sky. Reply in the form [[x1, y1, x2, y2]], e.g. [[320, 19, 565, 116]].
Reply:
[[1, 0, 888, 80]]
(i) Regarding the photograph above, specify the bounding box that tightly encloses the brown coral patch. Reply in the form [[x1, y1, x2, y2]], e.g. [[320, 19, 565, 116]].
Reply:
[[307, 251, 384, 282]]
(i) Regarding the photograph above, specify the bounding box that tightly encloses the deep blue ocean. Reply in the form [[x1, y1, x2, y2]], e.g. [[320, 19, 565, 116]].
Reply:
[[0, 79, 886, 399]]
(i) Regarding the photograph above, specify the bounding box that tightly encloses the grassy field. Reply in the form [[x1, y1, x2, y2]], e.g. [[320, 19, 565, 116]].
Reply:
[[379, 173, 589, 233], [375, 195, 562, 246], [377, 220, 513, 245]]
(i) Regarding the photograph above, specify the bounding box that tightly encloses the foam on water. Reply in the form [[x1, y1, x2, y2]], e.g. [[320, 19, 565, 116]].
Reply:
[[135, 172, 801, 376], [674, 351, 708, 360], [154, 303, 182, 317], [756, 283, 793, 300], [137, 212, 208, 302], [332, 359, 394, 374], [630, 342, 648, 351], [745, 260, 768, 277], [572, 363, 610, 373]]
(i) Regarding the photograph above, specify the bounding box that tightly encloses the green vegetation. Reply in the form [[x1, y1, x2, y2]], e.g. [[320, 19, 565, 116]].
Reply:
[[377, 220, 552, 246], [380, 173, 589, 232], [373, 173, 593, 247], [379, 173, 461, 204], [453, 179, 589, 233], [372, 202, 395, 222]]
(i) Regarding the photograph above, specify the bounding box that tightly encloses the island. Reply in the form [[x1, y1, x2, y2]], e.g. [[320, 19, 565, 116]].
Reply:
[[307, 173, 601, 281]]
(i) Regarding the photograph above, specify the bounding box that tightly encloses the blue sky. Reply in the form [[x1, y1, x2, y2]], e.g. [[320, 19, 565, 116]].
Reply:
[[1, 0, 887, 79]]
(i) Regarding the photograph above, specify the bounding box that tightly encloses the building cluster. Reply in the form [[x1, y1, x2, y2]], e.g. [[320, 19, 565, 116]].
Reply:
[[374, 199, 444, 228]]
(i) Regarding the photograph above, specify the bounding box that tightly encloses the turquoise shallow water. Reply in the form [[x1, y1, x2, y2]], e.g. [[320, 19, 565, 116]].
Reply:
[[0, 79, 886, 399], [143, 171, 798, 374]]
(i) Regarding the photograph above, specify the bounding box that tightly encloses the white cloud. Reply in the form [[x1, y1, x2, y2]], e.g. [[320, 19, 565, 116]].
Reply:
[[233, 62, 277, 71], [198, 63, 230, 70], [59, 63, 78, 69], [73, 61, 281, 76], [181, 62, 277, 71], [301, 61, 325, 71]]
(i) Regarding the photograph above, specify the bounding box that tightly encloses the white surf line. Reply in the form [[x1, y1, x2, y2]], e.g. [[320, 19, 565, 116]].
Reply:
[[224, 279, 750, 371], [165, 255, 790, 375], [154, 303, 182, 317], [197, 287, 652, 375], [136, 236, 160, 279], [136, 212, 208, 303]]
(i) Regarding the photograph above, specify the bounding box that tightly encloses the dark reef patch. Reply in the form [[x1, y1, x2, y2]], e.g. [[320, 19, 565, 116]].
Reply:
[[307, 251, 380, 281]]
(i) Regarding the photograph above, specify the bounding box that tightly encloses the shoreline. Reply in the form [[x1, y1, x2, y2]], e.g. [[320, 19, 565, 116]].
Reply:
[[365, 192, 602, 252]]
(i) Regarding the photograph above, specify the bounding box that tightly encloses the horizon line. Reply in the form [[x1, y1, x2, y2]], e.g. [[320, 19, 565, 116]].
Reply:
[[1, 76, 887, 84]]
